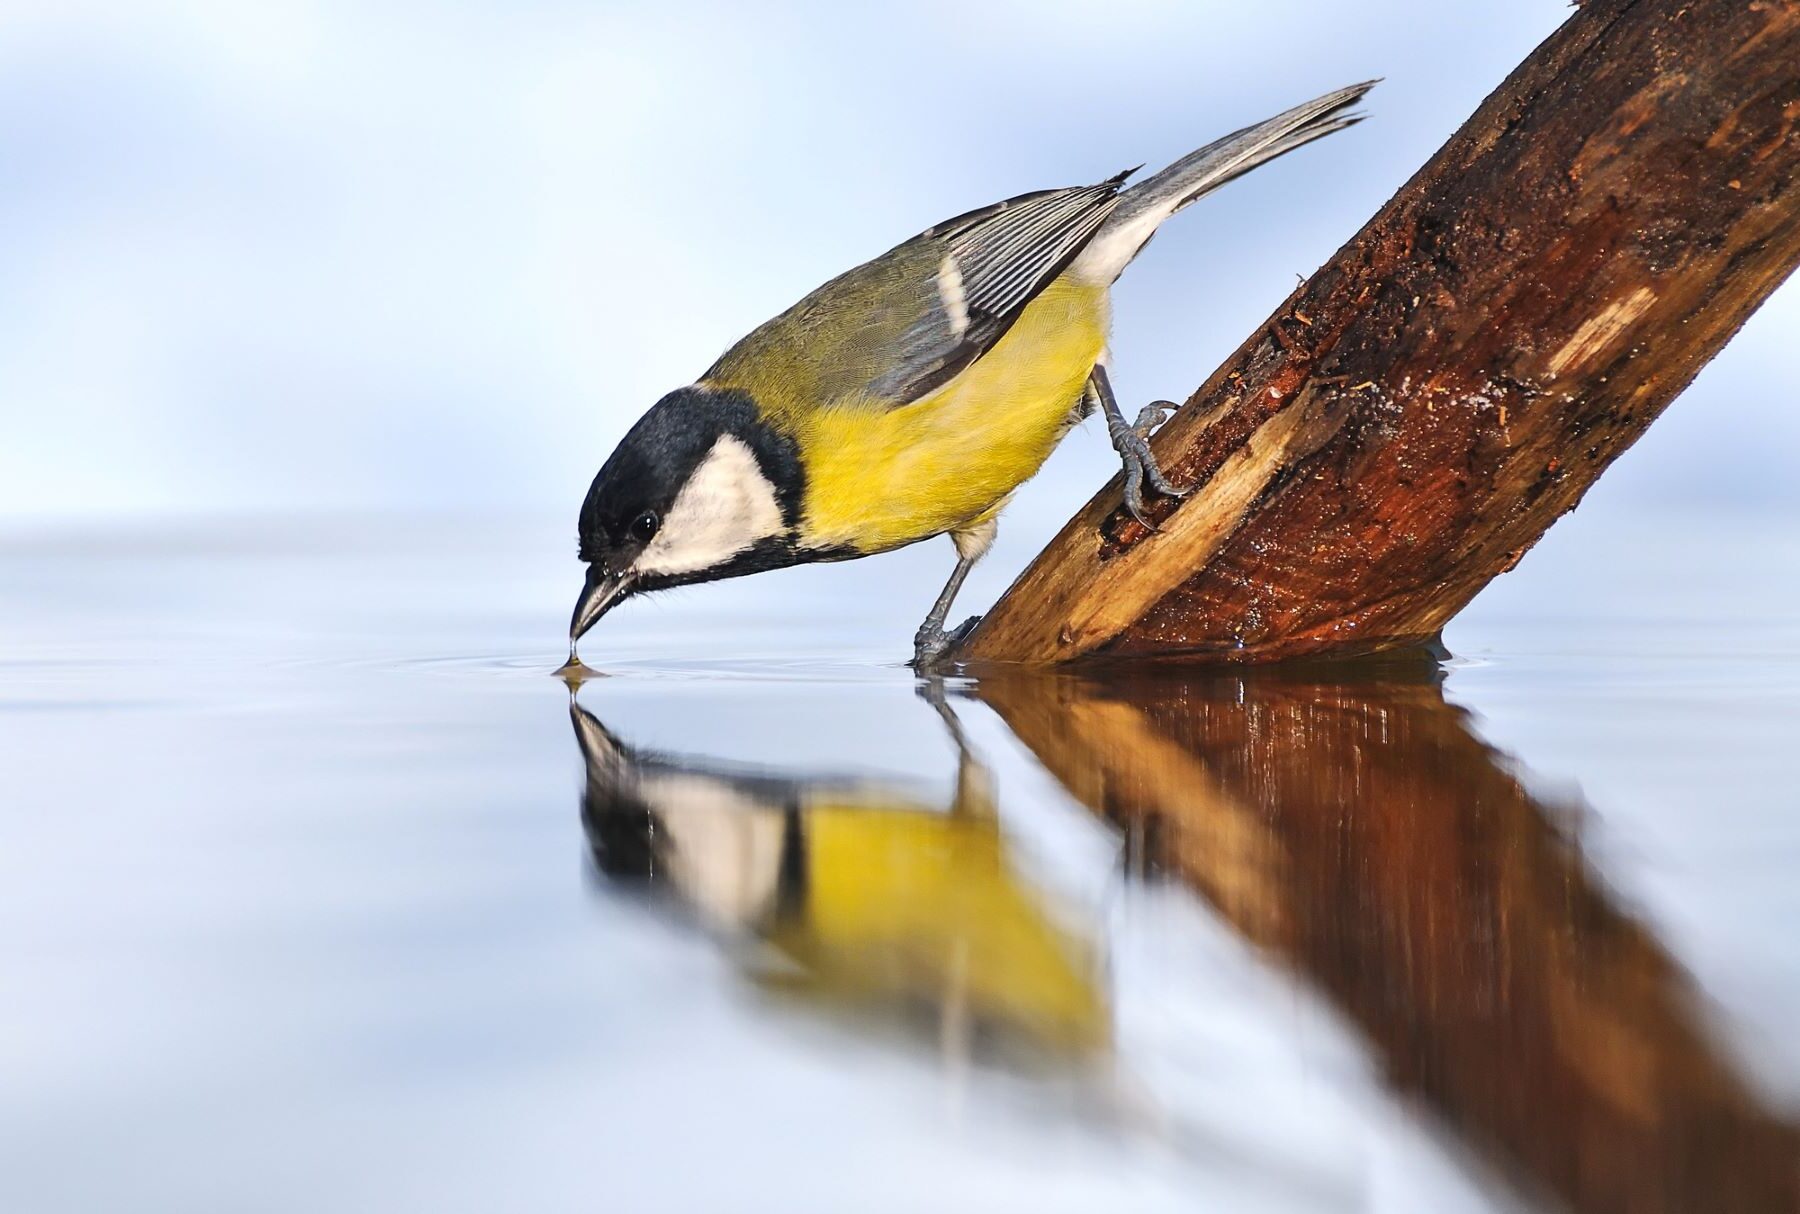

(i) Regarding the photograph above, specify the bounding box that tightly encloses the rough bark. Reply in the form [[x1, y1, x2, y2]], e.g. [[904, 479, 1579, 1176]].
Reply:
[[976, 661, 1800, 1214], [958, 0, 1800, 666]]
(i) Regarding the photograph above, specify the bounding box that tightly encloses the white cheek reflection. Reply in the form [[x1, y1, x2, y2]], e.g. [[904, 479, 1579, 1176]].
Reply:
[[635, 435, 782, 577], [637, 774, 786, 932]]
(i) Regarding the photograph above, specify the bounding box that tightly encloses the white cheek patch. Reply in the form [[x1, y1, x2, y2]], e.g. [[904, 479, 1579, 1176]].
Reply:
[[634, 435, 783, 577], [639, 774, 786, 931]]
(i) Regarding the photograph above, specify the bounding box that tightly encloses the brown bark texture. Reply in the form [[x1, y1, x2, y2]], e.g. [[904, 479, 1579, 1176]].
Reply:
[[958, 0, 1800, 666], [976, 662, 1800, 1214]]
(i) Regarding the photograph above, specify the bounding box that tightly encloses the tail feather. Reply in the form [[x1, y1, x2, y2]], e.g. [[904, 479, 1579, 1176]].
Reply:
[[1073, 80, 1377, 283]]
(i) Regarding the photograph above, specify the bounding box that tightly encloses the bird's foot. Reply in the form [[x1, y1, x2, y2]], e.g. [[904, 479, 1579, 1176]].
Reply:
[[1108, 404, 1190, 529], [1132, 400, 1178, 440], [911, 615, 982, 671]]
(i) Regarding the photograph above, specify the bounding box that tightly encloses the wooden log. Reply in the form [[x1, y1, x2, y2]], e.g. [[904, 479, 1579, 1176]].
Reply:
[[976, 662, 1800, 1214], [958, 0, 1800, 665]]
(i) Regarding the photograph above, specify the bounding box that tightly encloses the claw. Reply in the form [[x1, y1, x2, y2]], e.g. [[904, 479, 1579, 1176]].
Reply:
[[1121, 450, 1151, 529], [1131, 401, 1177, 441], [912, 614, 982, 670], [1139, 441, 1190, 499], [1111, 422, 1188, 531], [1093, 368, 1190, 532]]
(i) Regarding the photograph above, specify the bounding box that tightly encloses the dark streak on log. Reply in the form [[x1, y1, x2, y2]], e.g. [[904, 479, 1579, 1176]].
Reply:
[[959, 0, 1800, 665]]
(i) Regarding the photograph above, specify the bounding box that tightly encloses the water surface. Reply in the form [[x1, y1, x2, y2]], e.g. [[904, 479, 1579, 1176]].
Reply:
[[3, 511, 1797, 1213]]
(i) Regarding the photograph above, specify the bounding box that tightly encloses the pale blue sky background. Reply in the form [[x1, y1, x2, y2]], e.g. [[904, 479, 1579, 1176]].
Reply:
[[2, 0, 1794, 527]]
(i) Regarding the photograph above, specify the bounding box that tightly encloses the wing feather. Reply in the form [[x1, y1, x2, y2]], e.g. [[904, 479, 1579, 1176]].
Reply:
[[707, 173, 1130, 414]]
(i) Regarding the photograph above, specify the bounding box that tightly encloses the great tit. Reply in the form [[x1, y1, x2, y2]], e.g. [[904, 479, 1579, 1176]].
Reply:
[[571, 694, 1109, 1056], [571, 82, 1375, 667]]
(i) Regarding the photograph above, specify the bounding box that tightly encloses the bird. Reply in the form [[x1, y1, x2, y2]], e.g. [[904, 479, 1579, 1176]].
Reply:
[[570, 691, 1110, 1056], [569, 81, 1375, 668]]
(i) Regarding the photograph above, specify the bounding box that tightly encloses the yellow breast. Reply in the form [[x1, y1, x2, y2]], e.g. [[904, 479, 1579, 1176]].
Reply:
[[767, 801, 1110, 1053], [794, 276, 1109, 554]]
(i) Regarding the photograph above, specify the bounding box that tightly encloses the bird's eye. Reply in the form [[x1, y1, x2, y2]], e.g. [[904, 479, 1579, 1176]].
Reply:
[[629, 511, 659, 543]]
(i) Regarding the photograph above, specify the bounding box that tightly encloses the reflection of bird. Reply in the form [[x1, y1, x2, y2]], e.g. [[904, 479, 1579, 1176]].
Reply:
[[570, 695, 1109, 1057], [568, 82, 1375, 667]]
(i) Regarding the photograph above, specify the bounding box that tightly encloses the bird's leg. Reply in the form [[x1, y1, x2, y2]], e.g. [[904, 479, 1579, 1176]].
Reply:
[[916, 677, 996, 818], [1091, 364, 1190, 529], [911, 554, 982, 670], [917, 675, 973, 750]]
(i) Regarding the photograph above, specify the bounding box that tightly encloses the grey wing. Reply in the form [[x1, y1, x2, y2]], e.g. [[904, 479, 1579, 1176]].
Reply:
[[867, 172, 1131, 404]]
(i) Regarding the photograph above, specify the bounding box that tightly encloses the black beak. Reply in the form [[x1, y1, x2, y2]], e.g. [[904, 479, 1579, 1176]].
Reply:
[[569, 563, 627, 653]]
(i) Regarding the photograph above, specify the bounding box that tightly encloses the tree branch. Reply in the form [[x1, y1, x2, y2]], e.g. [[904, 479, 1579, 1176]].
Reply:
[[958, 0, 1800, 666]]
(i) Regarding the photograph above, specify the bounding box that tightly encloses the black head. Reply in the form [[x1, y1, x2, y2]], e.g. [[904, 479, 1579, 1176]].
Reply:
[[570, 700, 662, 880], [571, 386, 804, 645]]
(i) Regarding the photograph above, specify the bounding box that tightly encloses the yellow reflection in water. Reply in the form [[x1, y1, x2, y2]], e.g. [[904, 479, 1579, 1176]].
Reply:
[[569, 692, 1108, 1059], [572, 654, 1800, 1214]]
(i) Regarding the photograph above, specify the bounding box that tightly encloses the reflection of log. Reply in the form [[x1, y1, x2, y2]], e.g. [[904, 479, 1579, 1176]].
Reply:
[[959, 0, 1800, 665], [978, 661, 1800, 1214]]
